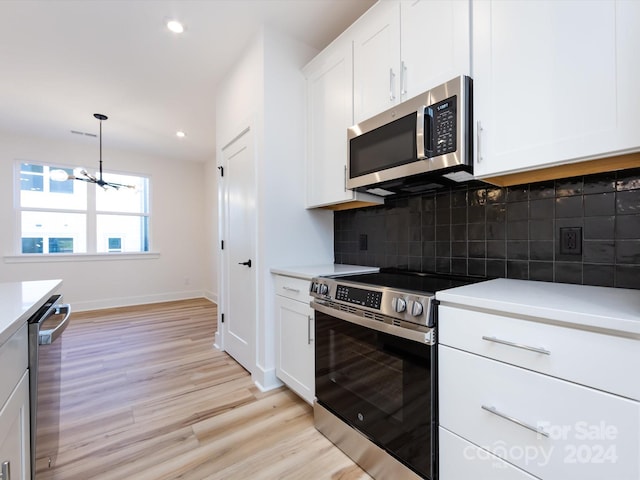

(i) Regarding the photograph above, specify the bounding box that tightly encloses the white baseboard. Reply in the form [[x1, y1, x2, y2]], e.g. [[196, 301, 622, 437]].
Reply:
[[70, 289, 206, 312], [253, 365, 283, 392], [203, 290, 218, 304]]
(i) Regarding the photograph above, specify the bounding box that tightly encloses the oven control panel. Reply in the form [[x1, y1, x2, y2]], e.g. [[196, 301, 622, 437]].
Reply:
[[335, 285, 382, 310], [310, 278, 434, 328]]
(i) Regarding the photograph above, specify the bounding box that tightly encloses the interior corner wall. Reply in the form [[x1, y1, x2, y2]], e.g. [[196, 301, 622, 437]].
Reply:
[[215, 26, 335, 390], [258, 27, 334, 382], [204, 157, 219, 303], [0, 130, 209, 311]]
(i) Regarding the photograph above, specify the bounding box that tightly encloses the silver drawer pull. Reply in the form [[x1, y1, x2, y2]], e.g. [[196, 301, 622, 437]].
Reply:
[[482, 336, 551, 355], [282, 286, 301, 293], [481, 405, 549, 438], [1, 461, 10, 480]]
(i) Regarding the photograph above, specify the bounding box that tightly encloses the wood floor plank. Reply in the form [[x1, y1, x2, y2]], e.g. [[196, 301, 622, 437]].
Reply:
[[38, 299, 371, 480]]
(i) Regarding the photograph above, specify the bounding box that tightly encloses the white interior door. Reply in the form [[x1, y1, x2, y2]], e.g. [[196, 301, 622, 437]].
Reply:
[[221, 127, 256, 373]]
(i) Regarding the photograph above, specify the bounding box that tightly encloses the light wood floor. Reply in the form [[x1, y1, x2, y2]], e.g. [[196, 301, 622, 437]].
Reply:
[[38, 298, 371, 480]]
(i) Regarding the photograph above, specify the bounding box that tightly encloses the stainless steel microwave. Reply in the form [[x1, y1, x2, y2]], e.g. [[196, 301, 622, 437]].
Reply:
[[347, 75, 473, 196]]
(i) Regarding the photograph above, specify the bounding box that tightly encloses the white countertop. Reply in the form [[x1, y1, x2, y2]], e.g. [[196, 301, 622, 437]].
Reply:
[[436, 278, 640, 336], [0, 279, 63, 346], [270, 264, 379, 281]]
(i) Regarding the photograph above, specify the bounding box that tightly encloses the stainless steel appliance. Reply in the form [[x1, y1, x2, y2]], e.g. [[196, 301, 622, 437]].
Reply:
[[310, 269, 484, 480], [28, 294, 71, 479], [347, 75, 473, 197]]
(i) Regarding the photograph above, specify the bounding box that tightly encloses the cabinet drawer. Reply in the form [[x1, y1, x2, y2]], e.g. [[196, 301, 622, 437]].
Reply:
[[439, 427, 536, 480], [275, 275, 312, 303], [439, 346, 640, 480], [438, 305, 640, 400], [0, 323, 28, 409]]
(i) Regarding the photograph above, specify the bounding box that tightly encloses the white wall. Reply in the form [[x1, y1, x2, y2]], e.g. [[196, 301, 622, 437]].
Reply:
[[215, 26, 334, 391], [0, 130, 213, 311], [204, 158, 219, 303]]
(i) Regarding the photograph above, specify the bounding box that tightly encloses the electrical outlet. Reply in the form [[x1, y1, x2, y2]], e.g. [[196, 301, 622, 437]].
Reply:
[[560, 227, 582, 255], [359, 234, 368, 251]]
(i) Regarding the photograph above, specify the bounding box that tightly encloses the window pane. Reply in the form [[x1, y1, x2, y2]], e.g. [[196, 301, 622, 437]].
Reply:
[[48, 237, 74, 253], [21, 211, 87, 253], [22, 238, 43, 253], [108, 237, 122, 252], [21, 169, 87, 210], [49, 167, 75, 194], [96, 174, 148, 214], [97, 215, 149, 253], [21, 174, 44, 192], [21, 163, 44, 174]]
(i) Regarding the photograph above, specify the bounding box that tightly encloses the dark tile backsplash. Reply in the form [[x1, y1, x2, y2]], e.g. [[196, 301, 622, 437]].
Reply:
[[334, 168, 640, 289]]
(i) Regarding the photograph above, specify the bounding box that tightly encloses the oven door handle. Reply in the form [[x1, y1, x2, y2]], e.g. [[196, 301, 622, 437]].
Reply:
[[311, 300, 433, 345], [39, 304, 71, 345]]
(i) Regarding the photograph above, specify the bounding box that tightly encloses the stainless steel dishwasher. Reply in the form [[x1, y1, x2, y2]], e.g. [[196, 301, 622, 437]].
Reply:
[[27, 294, 71, 479]]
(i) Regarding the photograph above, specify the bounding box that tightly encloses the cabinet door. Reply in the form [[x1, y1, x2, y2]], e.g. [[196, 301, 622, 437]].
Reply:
[[275, 295, 314, 404], [0, 371, 30, 480], [439, 346, 640, 480], [305, 38, 354, 207], [439, 427, 537, 480], [400, 0, 470, 100], [353, 0, 401, 123], [305, 38, 383, 208], [473, 0, 640, 179]]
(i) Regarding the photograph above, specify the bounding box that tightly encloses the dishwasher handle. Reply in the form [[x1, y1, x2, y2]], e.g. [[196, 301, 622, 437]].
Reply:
[[39, 304, 71, 345]]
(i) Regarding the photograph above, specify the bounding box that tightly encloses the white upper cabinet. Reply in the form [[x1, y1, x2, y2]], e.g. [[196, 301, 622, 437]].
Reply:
[[400, 0, 471, 99], [353, 1, 401, 123], [304, 35, 383, 209], [473, 0, 640, 179], [353, 0, 471, 124]]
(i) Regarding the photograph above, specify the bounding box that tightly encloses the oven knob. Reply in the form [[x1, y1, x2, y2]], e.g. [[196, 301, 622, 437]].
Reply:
[[392, 297, 407, 313], [410, 301, 424, 317], [319, 284, 329, 295]]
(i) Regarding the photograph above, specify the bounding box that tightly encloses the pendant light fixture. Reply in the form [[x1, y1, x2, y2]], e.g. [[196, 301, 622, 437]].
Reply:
[[50, 113, 134, 189]]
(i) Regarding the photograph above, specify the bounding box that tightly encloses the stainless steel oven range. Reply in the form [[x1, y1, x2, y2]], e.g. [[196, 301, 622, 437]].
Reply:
[[310, 269, 484, 480]]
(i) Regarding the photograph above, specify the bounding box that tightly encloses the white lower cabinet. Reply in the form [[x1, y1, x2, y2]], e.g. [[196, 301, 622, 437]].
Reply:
[[439, 346, 639, 480], [274, 275, 314, 404], [0, 323, 30, 480], [439, 427, 536, 480]]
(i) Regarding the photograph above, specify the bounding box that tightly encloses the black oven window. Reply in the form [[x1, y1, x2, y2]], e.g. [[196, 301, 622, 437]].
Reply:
[[316, 312, 433, 478], [330, 329, 405, 421]]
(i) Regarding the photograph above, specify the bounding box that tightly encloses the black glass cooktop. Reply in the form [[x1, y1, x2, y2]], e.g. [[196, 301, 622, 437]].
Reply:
[[335, 268, 487, 295]]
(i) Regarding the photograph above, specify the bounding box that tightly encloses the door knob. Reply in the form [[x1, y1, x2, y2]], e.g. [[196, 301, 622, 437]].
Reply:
[[238, 259, 252, 267]]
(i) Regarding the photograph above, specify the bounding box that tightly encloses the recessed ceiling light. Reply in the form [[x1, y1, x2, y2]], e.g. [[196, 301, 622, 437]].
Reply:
[[176, 131, 186, 138], [167, 20, 184, 34]]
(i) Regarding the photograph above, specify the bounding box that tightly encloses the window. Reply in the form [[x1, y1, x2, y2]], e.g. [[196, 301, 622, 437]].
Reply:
[[17, 162, 150, 254]]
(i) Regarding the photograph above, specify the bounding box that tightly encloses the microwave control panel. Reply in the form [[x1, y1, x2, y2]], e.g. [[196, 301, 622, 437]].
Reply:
[[430, 95, 457, 157]]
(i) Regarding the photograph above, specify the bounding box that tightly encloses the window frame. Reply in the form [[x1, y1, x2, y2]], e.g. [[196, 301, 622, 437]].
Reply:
[[14, 160, 152, 257]]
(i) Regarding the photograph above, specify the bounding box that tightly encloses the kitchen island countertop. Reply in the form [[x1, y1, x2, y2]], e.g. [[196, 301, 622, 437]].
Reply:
[[436, 278, 640, 336], [270, 264, 379, 281], [0, 279, 63, 347]]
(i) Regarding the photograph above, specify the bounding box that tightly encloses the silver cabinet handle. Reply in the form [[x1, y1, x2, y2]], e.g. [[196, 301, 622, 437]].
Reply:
[[476, 120, 483, 163], [400, 61, 407, 97], [307, 315, 313, 345], [389, 68, 396, 101], [1, 461, 10, 480], [482, 336, 551, 355], [282, 286, 300, 294], [344, 165, 347, 192], [39, 304, 71, 345], [482, 405, 549, 438]]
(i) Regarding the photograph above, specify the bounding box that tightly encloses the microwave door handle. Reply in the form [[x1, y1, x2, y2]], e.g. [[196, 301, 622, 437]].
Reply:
[[416, 107, 425, 159], [417, 107, 434, 159]]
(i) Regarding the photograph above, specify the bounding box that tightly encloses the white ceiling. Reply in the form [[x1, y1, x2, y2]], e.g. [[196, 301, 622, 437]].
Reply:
[[0, 0, 376, 163]]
